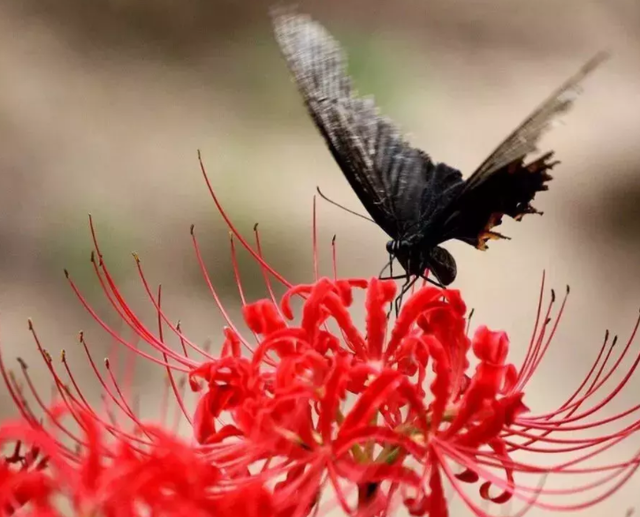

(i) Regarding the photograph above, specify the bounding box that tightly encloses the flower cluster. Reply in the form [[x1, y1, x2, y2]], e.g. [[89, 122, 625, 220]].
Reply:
[[188, 275, 532, 516], [1, 157, 639, 516], [0, 408, 272, 517]]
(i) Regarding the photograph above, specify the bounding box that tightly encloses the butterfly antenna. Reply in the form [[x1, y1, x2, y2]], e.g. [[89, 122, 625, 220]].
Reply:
[[316, 187, 376, 224]]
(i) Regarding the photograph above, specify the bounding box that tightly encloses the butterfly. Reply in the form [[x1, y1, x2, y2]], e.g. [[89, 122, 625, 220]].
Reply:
[[272, 9, 607, 293]]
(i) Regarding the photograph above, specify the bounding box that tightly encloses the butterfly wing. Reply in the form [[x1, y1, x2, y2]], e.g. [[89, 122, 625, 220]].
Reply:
[[435, 53, 608, 250], [272, 10, 464, 240]]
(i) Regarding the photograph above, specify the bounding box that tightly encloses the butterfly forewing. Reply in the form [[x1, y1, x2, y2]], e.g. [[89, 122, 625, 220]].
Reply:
[[432, 54, 608, 251], [272, 11, 463, 240], [466, 52, 609, 189]]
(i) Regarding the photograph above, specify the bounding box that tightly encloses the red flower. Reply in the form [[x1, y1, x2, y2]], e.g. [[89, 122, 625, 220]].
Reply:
[[0, 405, 275, 517], [1, 154, 639, 516], [0, 439, 51, 515]]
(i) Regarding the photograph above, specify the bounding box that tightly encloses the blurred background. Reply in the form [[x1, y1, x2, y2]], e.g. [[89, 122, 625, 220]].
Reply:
[[1, 0, 639, 514]]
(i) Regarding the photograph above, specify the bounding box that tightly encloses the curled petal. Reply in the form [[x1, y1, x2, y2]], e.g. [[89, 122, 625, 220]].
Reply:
[[340, 370, 405, 432], [501, 364, 518, 394], [365, 278, 397, 360], [425, 336, 452, 431], [454, 468, 479, 483], [221, 327, 242, 357], [243, 300, 287, 336], [386, 287, 444, 357], [193, 392, 216, 444], [472, 326, 510, 365], [442, 289, 466, 316], [479, 439, 515, 505], [335, 278, 369, 306]]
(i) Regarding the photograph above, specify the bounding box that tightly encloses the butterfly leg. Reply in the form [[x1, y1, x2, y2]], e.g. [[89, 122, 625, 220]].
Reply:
[[383, 270, 411, 319], [379, 273, 442, 288], [420, 274, 444, 289], [379, 269, 442, 317], [394, 275, 419, 316]]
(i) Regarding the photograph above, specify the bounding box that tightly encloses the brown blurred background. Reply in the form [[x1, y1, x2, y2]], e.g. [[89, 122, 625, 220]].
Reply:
[[1, 0, 639, 514]]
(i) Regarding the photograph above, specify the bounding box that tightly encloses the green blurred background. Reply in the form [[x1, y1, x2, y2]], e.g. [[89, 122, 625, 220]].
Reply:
[[1, 0, 639, 514]]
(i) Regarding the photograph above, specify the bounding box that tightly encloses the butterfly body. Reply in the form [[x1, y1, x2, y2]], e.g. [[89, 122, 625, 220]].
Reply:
[[272, 10, 606, 286]]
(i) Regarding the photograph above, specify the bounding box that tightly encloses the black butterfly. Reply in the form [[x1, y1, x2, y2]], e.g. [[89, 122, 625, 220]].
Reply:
[[273, 9, 607, 291]]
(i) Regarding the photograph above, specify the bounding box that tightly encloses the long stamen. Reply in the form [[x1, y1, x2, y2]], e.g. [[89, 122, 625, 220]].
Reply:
[[254, 223, 286, 319], [521, 286, 571, 388], [313, 195, 319, 281], [98, 256, 195, 366], [519, 312, 640, 426], [515, 287, 556, 390], [198, 150, 292, 288], [191, 225, 253, 352], [520, 271, 546, 379], [331, 235, 338, 281], [65, 270, 189, 371]]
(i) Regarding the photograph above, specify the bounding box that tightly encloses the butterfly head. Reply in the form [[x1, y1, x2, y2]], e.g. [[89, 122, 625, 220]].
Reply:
[[386, 240, 457, 286]]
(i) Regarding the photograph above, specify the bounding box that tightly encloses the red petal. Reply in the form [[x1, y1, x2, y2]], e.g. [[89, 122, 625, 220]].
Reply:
[[365, 278, 396, 360], [204, 424, 243, 444], [443, 289, 467, 316], [425, 336, 452, 431], [386, 287, 444, 357], [472, 326, 510, 364], [193, 392, 216, 444], [427, 458, 449, 517], [340, 370, 404, 432], [318, 356, 350, 441], [501, 364, 518, 394], [243, 300, 286, 336], [280, 283, 314, 320], [455, 468, 479, 483], [478, 439, 514, 504], [221, 327, 242, 357]]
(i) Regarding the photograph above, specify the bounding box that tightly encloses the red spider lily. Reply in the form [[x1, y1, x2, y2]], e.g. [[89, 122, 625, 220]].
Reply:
[[0, 406, 274, 517], [0, 438, 51, 515], [0, 152, 639, 517]]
